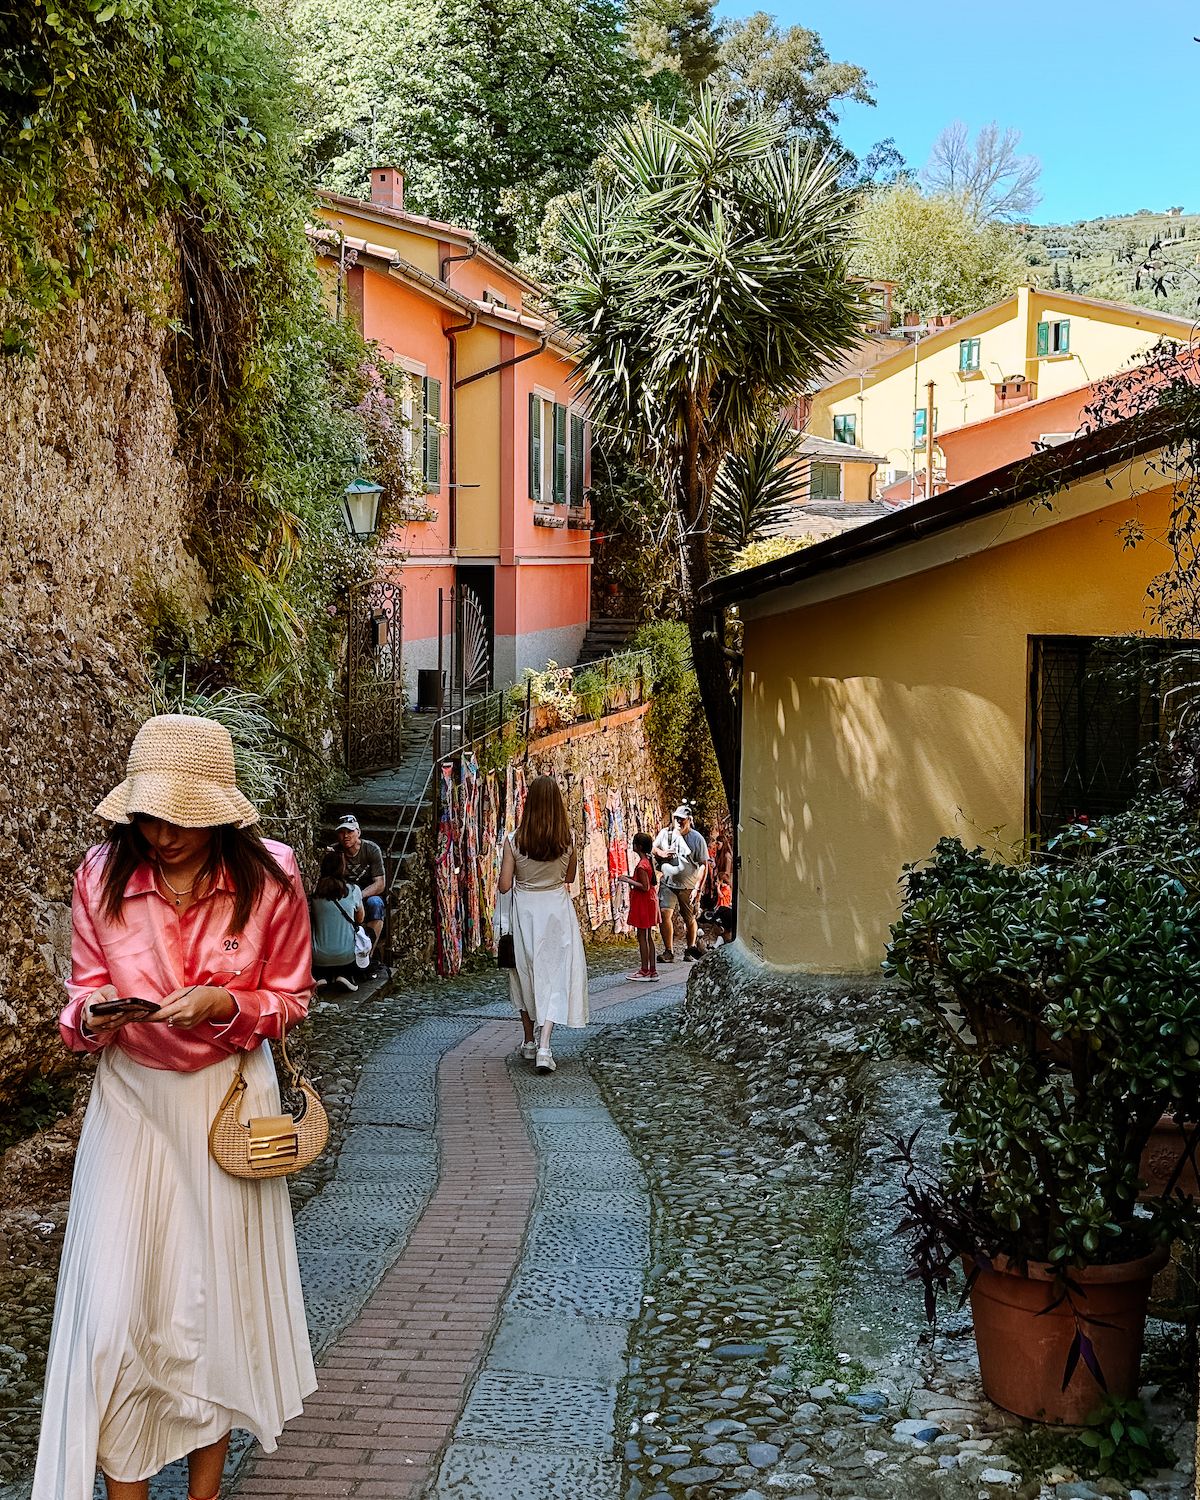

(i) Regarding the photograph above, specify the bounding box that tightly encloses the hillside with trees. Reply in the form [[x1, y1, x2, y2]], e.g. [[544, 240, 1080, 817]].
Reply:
[[1018, 210, 1200, 320]]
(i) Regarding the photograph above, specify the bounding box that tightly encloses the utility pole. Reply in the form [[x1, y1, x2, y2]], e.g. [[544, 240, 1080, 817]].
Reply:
[[925, 379, 936, 498]]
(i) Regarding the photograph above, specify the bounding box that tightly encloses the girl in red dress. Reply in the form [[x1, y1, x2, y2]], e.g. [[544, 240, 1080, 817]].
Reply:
[[623, 832, 660, 981]]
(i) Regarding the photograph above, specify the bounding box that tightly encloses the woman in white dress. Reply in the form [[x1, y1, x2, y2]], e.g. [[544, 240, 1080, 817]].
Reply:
[[33, 714, 316, 1500], [498, 775, 588, 1073]]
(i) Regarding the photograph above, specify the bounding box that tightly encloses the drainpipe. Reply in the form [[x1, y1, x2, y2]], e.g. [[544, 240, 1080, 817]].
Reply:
[[441, 240, 478, 283], [455, 333, 550, 389], [442, 312, 478, 552]]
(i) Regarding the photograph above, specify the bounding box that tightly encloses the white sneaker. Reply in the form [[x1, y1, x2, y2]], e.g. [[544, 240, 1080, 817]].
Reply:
[[535, 1048, 556, 1073], [520, 1040, 537, 1061], [334, 975, 359, 992]]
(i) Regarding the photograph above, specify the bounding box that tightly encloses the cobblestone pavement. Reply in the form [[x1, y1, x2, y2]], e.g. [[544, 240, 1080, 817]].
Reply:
[[6, 949, 1196, 1500], [599, 981, 1196, 1500], [232, 958, 691, 1500]]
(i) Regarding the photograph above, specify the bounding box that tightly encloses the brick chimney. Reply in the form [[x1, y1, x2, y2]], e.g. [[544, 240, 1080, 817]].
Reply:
[[369, 166, 404, 211]]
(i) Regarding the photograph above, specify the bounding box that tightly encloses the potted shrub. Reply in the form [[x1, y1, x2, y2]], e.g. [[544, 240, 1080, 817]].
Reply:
[[887, 821, 1200, 1424]]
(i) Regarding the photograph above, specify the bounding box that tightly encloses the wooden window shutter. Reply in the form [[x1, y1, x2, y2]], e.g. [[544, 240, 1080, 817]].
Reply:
[[423, 377, 441, 491], [528, 393, 542, 500], [1036, 320, 1050, 357], [913, 408, 926, 445], [1058, 320, 1070, 353], [569, 412, 585, 505], [553, 403, 567, 503]]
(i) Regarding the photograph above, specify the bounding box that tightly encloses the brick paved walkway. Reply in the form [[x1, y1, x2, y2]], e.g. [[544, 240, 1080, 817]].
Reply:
[[236, 970, 688, 1500]]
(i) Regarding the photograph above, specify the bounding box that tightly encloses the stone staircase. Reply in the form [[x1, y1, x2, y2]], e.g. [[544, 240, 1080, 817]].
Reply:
[[320, 717, 438, 893], [577, 617, 639, 664]]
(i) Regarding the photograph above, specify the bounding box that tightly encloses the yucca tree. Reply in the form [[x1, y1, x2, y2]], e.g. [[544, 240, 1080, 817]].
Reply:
[[558, 92, 865, 807], [710, 418, 808, 565]]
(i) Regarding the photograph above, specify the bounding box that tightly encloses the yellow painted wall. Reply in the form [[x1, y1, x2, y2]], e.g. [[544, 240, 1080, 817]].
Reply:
[[314, 202, 442, 276], [455, 326, 503, 556], [811, 289, 1188, 483], [737, 474, 1174, 974], [842, 459, 877, 503]]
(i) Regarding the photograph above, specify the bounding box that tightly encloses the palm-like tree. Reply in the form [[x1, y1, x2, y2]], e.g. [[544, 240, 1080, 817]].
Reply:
[[558, 92, 865, 806], [710, 418, 807, 565]]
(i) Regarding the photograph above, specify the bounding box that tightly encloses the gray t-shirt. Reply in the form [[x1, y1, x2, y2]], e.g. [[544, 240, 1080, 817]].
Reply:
[[660, 827, 708, 890], [341, 839, 385, 894]]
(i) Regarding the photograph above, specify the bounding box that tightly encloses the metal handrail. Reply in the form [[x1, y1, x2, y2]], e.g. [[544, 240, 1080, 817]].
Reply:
[[381, 646, 657, 877]]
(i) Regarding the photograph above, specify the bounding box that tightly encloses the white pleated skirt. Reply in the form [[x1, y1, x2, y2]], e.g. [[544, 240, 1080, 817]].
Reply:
[[508, 885, 589, 1029], [32, 1043, 316, 1498]]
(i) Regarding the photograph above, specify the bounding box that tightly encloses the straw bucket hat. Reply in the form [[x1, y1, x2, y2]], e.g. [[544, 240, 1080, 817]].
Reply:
[[94, 714, 260, 829]]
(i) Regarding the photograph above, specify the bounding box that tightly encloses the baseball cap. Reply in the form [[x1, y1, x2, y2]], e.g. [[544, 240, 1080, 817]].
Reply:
[[336, 815, 360, 832], [673, 805, 690, 821]]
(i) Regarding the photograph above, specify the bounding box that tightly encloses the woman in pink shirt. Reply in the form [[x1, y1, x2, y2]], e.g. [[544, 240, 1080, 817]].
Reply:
[[33, 714, 317, 1500]]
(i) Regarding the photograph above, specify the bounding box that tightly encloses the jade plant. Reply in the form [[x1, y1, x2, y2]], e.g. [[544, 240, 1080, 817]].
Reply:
[[887, 812, 1200, 1301]]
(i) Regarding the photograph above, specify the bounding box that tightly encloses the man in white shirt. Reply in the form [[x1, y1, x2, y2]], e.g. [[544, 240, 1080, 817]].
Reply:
[[652, 805, 709, 961]]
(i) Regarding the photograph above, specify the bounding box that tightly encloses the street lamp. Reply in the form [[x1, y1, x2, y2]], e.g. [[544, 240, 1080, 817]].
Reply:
[[341, 478, 385, 541]]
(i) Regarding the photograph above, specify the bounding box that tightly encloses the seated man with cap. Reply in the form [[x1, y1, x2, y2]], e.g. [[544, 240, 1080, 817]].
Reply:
[[334, 815, 387, 970]]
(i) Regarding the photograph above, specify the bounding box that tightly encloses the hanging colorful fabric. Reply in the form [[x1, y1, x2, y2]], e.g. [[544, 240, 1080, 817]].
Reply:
[[460, 752, 482, 953], [512, 765, 528, 830], [481, 770, 500, 950], [581, 776, 612, 930], [606, 789, 631, 932], [435, 761, 463, 976]]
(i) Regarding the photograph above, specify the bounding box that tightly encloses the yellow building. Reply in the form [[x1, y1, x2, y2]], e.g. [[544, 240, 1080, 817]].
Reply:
[[702, 414, 1181, 975], [807, 288, 1192, 493]]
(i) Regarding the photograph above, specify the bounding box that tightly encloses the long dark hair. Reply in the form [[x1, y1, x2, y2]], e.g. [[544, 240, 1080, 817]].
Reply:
[[314, 849, 349, 901], [98, 820, 292, 934], [516, 776, 571, 862]]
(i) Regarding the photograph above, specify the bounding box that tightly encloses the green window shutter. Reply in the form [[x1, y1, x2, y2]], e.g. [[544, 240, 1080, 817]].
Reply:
[[959, 340, 970, 372], [1036, 320, 1050, 357], [423, 377, 441, 491], [913, 408, 926, 445], [833, 414, 856, 444], [528, 393, 542, 500], [569, 412, 585, 505], [1058, 320, 1070, 354], [811, 461, 840, 500], [552, 402, 567, 503]]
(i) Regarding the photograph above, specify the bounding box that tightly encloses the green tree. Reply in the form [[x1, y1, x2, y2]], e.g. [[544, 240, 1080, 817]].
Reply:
[[710, 418, 806, 565], [852, 181, 1025, 320], [713, 12, 873, 145], [629, 0, 721, 107], [558, 95, 863, 806], [291, 0, 645, 258]]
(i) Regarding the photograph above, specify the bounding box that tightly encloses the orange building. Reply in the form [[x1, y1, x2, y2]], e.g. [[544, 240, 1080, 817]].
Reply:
[[314, 168, 592, 701]]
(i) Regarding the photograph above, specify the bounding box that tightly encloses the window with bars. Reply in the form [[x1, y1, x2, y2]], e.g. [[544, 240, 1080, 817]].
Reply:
[[1028, 635, 1192, 842]]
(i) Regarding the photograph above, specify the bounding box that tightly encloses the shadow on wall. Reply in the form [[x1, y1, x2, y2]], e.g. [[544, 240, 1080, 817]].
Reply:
[[747, 660, 1021, 970]]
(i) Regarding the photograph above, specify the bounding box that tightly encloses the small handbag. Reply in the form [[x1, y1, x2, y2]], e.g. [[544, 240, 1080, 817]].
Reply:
[[497, 890, 516, 969], [333, 896, 373, 968], [209, 1029, 329, 1179]]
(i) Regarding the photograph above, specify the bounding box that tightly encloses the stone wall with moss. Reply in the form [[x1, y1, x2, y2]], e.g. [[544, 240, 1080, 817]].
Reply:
[[526, 702, 671, 937], [0, 284, 208, 1102]]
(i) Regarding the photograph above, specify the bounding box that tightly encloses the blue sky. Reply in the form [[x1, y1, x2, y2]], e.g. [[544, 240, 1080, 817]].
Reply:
[[716, 0, 1197, 223]]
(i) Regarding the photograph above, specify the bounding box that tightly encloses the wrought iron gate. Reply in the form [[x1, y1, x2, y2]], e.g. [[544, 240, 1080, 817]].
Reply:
[[345, 577, 404, 774]]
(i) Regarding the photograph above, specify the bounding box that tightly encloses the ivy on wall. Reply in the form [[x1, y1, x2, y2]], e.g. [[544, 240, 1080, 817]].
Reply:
[[1, 0, 412, 817]]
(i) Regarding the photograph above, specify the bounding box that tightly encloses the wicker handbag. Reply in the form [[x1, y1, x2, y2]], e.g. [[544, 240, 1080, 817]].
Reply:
[[208, 1031, 329, 1180]]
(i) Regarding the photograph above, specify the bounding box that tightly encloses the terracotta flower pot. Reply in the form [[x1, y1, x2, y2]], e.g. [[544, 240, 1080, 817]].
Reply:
[[1139, 1115, 1200, 1199], [967, 1246, 1168, 1424]]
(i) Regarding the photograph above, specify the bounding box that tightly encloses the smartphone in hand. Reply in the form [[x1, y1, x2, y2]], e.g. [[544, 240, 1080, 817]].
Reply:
[[90, 997, 161, 1017]]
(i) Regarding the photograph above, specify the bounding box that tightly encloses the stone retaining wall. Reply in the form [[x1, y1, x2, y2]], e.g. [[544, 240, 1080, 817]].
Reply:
[[526, 701, 670, 939], [0, 284, 207, 1102]]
